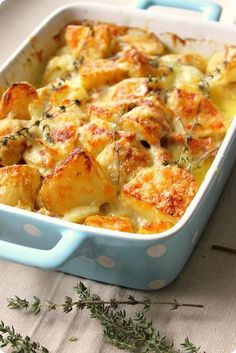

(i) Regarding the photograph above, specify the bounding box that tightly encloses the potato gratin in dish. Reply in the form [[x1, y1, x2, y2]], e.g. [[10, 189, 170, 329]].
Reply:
[[0, 21, 235, 234]]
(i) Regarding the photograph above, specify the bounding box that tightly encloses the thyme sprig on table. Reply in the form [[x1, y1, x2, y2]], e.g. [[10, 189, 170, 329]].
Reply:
[[7, 292, 203, 314], [0, 321, 49, 353], [4, 281, 204, 353]]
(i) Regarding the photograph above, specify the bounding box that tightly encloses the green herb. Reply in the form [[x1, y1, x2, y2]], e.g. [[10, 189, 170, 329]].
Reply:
[[73, 56, 85, 71], [198, 68, 221, 97], [112, 126, 121, 186], [190, 147, 218, 171], [5, 281, 204, 353], [150, 57, 160, 68], [0, 320, 49, 352], [59, 105, 66, 112], [176, 102, 203, 171], [147, 75, 153, 84], [161, 160, 170, 167], [50, 77, 65, 91], [7, 291, 203, 314], [198, 79, 210, 97]]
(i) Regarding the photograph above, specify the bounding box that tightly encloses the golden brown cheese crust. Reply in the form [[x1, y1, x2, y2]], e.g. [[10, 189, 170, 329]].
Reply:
[[168, 88, 226, 138], [111, 78, 149, 103], [80, 59, 128, 90], [85, 215, 134, 232], [119, 99, 172, 145], [138, 221, 172, 234], [117, 27, 165, 55], [122, 165, 197, 219], [116, 47, 162, 78], [88, 103, 127, 123], [78, 119, 115, 156], [65, 24, 114, 60]]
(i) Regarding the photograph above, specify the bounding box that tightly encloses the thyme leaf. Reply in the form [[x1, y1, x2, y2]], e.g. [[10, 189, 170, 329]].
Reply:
[[149, 57, 160, 68]]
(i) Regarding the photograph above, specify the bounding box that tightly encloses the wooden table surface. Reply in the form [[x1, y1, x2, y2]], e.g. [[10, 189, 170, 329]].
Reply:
[[0, 1, 235, 352]]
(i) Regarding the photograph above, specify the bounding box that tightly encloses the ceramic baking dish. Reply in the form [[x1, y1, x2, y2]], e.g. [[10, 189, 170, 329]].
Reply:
[[0, 1, 235, 290]]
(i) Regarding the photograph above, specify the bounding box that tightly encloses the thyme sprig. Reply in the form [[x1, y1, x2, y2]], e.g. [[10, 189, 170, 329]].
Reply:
[[0, 320, 49, 353], [7, 293, 203, 315], [190, 147, 218, 171], [6, 281, 204, 353], [198, 66, 224, 97], [112, 126, 121, 186], [174, 102, 216, 171]]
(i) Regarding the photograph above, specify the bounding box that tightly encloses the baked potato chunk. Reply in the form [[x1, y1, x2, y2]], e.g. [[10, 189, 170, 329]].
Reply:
[[41, 54, 77, 85], [0, 82, 38, 120], [118, 27, 165, 56], [39, 147, 116, 215], [0, 119, 27, 166], [119, 100, 172, 145], [88, 103, 128, 123], [24, 120, 79, 176], [80, 59, 128, 90], [168, 88, 226, 138], [65, 24, 113, 60], [65, 25, 90, 51], [0, 165, 40, 209], [207, 46, 236, 86], [97, 134, 152, 186], [85, 215, 134, 232], [122, 165, 197, 222], [78, 118, 115, 156], [117, 47, 165, 78], [110, 77, 172, 105], [24, 142, 64, 177], [110, 78, 149, 103], [160, 53, 207, 72]]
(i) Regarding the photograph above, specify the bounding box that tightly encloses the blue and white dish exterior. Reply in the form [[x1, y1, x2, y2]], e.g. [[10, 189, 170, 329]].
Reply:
[[0, 2, 235, 290]]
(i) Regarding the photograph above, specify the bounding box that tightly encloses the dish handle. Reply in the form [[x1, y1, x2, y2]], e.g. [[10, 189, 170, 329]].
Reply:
[[0, 230, 83, 269], [135, 0, 222, 21]]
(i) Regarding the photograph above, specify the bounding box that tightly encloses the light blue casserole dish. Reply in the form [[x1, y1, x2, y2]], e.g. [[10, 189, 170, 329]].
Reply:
[[0, 1, 235, 290]]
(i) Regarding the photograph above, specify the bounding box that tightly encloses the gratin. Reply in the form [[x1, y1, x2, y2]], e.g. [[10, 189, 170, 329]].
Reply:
[[0, 21, 235, 234]]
